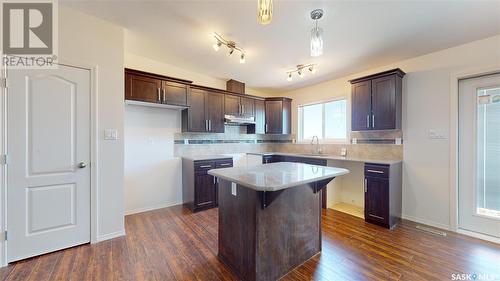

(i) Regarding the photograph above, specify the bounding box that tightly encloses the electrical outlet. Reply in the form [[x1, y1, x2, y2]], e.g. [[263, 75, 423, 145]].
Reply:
[[104, 129, 119, 140]]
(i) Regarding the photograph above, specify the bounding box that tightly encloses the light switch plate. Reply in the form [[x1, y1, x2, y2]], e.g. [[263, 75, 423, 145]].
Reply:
[[104, 129, 119, 140], [429, 129, 448, 140], [231, 183, 237, 196]]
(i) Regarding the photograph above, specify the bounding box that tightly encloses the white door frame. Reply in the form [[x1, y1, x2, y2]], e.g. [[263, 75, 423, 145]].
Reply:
[[0, 57, 100, 266], [449, 65, 500, 244]]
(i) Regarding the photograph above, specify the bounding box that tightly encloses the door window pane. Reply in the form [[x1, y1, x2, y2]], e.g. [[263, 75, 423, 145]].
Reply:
[[476, 87, 500, 218]]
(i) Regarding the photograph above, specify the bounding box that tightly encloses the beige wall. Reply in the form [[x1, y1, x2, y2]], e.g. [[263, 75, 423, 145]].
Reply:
[[59, 6, 125, 240], [277, 35, 500, 229]]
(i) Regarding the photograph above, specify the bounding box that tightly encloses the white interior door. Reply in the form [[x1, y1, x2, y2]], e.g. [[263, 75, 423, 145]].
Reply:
[[458, 73, 500, 239], [7, 64, 91, 262]]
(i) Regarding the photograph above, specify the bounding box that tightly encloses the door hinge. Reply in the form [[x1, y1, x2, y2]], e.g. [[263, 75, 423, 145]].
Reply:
[[0, 154, 9, 165], [0, 78, 7, 89]]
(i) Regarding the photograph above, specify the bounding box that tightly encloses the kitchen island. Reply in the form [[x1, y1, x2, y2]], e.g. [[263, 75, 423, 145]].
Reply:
[[208, 162, 349, 281]]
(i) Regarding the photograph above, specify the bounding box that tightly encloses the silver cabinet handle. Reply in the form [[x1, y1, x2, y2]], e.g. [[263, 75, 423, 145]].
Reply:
[[367, 169, 384, 174], [213, 176, 216, 184], [369, 214, 385, 220], [364, 178, 367, 192], [265, 124, 268, 133], [162, 89, 166, 103], [199, 165, 212, 168], [78, 162, 87, 169], [241, 104, 244, 114], [157, 88, 161, 102], [208, 120, 211, 131], [220, 163, 231, 166], [372, 114, 375, 128], [366, 115, 370, 128], [205, 120, 208, 131]]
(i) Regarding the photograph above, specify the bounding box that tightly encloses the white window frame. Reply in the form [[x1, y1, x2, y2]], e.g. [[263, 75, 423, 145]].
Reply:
[[298, 97, 349, 144]]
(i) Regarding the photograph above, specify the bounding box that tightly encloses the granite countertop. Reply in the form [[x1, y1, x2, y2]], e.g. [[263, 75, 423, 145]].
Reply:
[[208, 162, 349, 192], [246, 152, 402, 165], [182, 155, 233, 161]]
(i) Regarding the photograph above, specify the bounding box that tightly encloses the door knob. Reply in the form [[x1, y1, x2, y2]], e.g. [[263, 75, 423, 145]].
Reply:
[[78, 162, 87, 169]]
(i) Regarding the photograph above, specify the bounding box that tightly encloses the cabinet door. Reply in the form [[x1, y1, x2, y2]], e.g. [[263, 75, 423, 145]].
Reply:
[[351, 81, 372, 131], [371, 75, 396, 130], [206, 91, 225, 133], [224, 95, 240, 116], [240, 97, 255, 117], [254, 99, 266, 134], [265, 100, 282, 134], [365, 177, 389, 225], [162, 81, 187, 106], [194, 173, 217, 209], [187, 88, 207, 132], [125, 73, 161, 103]]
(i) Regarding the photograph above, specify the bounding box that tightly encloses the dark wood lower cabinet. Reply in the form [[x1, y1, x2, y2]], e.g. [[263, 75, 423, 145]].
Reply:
[[182, 157, 233, 212], [364, 163, 402, 229]]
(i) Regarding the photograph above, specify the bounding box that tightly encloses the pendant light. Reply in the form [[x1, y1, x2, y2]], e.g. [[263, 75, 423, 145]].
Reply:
[[310, 9, 324, 57], [257, 0, 273, 25]]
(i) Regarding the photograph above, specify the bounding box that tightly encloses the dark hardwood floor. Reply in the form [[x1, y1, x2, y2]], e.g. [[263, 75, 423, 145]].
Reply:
[[1, 206, 499, 281]]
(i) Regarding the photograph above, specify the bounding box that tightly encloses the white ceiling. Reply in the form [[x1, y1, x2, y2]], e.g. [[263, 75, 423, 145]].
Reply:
[[62, 0, 500, 92]]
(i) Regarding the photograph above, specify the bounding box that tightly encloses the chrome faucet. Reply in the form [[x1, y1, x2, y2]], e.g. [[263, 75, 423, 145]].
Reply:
[[311, 136, 321, 154]]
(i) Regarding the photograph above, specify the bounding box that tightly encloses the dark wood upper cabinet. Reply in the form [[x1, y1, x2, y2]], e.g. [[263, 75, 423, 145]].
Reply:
[[183, 88, 207, 132], [224, 94, 255, 117], [350, 68, 405, 131], [265, 98, 291, 134], [351, 81, 372, 131], [125, 72, 161, 103], [206, 91, 225, 133], [162, 81, 187, 106], [254, 99, 265, 134], [182, 88, 224, 133], [224, 95, 240, 116], [125, 69, 190, 107], [226, 79, 245, 94], [240, 97, 255, 116]]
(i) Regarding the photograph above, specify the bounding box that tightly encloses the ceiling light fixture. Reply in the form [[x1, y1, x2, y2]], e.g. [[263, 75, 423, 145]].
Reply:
[[213, 32, 246, 63], [310, 9, 324, 57], [257, 0, 273, 25], [286, 64, 317, 81]]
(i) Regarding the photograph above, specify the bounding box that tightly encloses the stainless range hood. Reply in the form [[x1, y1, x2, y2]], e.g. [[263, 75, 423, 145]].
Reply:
[[224, 114, 255, 125]]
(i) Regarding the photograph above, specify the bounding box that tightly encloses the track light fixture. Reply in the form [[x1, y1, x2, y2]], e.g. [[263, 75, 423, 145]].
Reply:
[[212, 32, 246, 63], [286, 64, 317, 81]]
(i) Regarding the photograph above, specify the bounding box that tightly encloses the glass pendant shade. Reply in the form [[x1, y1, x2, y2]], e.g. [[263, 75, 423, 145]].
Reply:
[[310, 26, 323, 57], [257, 0, 273, 25]]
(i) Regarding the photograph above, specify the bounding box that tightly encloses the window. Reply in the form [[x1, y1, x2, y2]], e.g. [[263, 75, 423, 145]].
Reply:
[[298, 99, 347, 142]]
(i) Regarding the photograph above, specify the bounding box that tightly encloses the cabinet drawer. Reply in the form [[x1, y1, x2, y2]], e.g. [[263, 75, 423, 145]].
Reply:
[[215, 159, 233, 168], [194, 161, 215, 171], [365, 164, 389, 178]]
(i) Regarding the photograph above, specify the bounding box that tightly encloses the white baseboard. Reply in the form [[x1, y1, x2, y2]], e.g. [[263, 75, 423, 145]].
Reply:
[[457, 229, 500, 244], [402, 214, 451, 231], [124, 201, 182, 216], [96, 230, 126, 242]]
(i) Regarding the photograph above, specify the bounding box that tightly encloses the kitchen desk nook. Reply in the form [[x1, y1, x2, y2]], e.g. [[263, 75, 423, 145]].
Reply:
[[208, 162, 349, 281]]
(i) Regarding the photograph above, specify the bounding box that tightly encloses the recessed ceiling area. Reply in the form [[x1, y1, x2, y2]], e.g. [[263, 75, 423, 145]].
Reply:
[[62, 0, 500, 92]]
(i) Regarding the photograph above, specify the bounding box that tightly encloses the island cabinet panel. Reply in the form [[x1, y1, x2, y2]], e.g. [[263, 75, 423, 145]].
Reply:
[[182, 88, 225, 133], [254, 99, 266, 134], [364, 163, 402, 229], [350, 68, 405, 131], [182, 157, 233, 212], [217, 180, 322, 281], [265, 98, 291, 134], [125, 73, 162, 103]]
